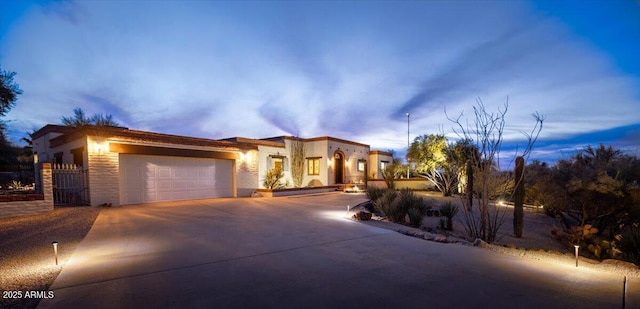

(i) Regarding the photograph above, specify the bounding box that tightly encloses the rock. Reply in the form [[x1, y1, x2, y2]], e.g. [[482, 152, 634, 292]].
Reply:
[[356, 200, 375, 212], [473, 238, 488, 248], [434, 235, 448, 243], [353, 211, 372, 221], [601, 259, 639, 269]]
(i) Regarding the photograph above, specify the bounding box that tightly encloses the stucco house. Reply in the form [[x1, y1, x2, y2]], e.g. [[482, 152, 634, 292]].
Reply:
[[32, 124, 393, 206]]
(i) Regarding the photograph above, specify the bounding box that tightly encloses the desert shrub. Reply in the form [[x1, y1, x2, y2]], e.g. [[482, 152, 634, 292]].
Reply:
[[439, 218, 446, 230], [397, 189, 424, 210], [619, 225, 640, 265], [374, 190, 403, 222], [553, 224, 622, 260], [408, 208, 424, 226], [375, 189, 426, 224], [399, 189, 425, 226], [366, 186, 387, 202], [263, 168, 285, 189], [440, 202, 459, 230]]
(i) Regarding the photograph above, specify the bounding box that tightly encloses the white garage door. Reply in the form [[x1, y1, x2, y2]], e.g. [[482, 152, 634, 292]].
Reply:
[[119, 154, 233, 205]]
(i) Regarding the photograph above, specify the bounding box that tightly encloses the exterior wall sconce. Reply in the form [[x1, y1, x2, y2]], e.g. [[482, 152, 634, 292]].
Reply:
[[91, 140, 109, 154]]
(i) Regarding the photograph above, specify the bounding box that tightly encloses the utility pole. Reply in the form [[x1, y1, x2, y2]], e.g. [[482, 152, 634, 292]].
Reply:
[[406, 112, 410, 179]]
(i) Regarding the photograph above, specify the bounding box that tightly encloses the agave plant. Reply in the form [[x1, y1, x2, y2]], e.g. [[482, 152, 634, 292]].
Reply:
[[9, 180, 23, 190]]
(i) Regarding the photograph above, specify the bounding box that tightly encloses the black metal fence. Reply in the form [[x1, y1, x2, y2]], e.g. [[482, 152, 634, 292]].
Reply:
[[52, 164, 89, 206], [0, 164, 35, 188]]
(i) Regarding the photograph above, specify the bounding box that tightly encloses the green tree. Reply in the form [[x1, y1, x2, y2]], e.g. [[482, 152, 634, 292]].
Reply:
[[61, 108, 120, 127], [381, 158, 403, 189], [0, 66, 22, 117], [0, 67, 23, 164], [407, 134, 456, 196], [542, 144, 640, 237], [16, 130, 35, 164]]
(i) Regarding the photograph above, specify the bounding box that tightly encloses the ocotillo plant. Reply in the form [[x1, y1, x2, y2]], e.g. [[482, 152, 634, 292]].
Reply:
[[513, 156, 525, 238]]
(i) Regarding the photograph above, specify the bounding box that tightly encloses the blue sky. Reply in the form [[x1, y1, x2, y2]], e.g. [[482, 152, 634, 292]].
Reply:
[[1, 0, 639, 165]]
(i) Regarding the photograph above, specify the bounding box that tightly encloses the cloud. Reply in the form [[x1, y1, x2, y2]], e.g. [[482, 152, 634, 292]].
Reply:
[[0, 0, 638, 166], [258, 101, 300, 136]]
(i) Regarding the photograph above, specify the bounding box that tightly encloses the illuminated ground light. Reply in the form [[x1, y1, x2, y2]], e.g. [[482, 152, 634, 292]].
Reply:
[[65, 236, 164, 269], [52, 241, 59, 265], [319, 210, 357, 222]]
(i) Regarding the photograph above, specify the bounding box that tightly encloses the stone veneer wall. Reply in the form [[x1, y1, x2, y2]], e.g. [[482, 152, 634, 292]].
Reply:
[[0, 163, 54, 218]]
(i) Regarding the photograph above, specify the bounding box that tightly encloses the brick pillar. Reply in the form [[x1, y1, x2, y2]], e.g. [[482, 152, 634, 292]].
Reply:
[[40, 163, 54, 203], [34, 163, 42, 194]]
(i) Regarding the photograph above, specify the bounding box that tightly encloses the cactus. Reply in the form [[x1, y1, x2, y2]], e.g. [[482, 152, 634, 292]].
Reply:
[[513, 156, 525, 238]]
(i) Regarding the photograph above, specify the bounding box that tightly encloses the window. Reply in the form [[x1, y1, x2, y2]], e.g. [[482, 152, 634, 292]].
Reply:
[[357, 159, 366, 172], [380, 161, 389, 171], [273, 157, 283, 170], [268, 156, 287, 171], [307, 157, 320, 175], [71, 147, 84, 166], [54, 152, 63, 165]]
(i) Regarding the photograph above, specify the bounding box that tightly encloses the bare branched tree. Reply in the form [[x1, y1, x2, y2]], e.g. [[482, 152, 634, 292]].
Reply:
[[448, 98, 544, 243]]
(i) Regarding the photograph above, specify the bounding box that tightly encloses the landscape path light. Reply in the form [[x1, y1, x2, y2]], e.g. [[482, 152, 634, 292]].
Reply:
[[574, 244, 579, 267], [52, 241, 59, 265]]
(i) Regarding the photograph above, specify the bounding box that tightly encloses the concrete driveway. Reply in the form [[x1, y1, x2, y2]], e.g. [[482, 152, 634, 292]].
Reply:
[[38, 193, 635, 308]]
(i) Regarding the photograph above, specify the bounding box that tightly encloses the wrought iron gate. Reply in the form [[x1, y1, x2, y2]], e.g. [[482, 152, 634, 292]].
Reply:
[[52, 164, 89, 206]]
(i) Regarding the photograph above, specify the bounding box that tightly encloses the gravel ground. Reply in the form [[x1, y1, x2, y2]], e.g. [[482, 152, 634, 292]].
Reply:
[[353, 191, 640, 278], [0, 207, 101, 309]]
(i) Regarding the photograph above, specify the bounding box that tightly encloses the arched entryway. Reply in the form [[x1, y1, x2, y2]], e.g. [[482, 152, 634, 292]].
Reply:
[[333, 151, 345, 184]]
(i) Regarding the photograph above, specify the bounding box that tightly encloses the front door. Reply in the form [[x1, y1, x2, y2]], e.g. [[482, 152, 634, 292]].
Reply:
[[334, 153, 344, 184]]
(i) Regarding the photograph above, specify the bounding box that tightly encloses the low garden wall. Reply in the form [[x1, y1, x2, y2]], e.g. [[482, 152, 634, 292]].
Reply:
[[0, 163, 53, 218], [256, 186, 340, 197], [367, 178, 435, 190]]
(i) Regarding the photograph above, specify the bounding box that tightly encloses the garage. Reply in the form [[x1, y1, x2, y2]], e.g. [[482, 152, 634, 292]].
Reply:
[[119, 154, 234, 205]]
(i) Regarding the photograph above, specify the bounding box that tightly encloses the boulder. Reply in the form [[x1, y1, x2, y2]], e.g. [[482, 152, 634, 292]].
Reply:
[[353, 211, 372, 221]]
